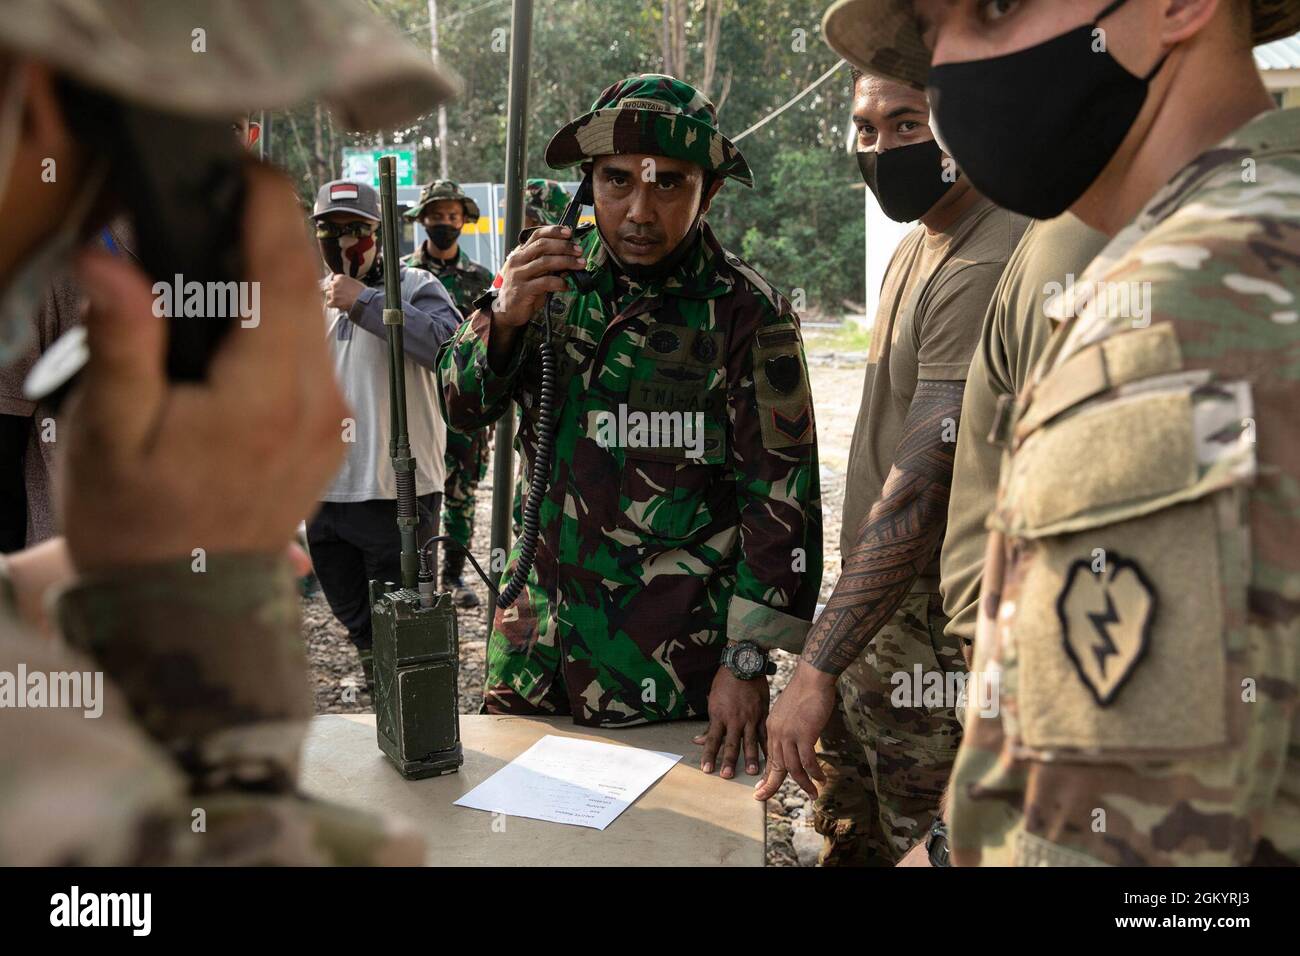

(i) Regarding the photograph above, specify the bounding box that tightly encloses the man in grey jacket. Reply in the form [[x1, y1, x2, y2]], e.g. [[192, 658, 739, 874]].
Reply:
[[307, 179, 462, 689]]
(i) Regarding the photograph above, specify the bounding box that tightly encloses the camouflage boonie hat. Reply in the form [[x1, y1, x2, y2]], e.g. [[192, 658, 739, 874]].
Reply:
[[822, 0, 1300, 90], [404, 180, 481, 223], [0, 0, 459, 131], [544, 74, 753, 187], [524, 178, 570, 225]]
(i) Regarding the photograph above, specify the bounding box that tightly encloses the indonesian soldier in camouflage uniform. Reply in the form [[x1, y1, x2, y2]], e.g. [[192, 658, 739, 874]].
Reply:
[[439, 76, 822, 778], [403, 181, 494, 607], [824, 0, 1300, 865], [523, 177, 570, 229], [0, 0, 456, 864]]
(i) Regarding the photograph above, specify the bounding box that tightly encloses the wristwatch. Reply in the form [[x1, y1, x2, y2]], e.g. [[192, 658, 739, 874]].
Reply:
[[925, 817, 951, 868], [721, 640, 776, 681]]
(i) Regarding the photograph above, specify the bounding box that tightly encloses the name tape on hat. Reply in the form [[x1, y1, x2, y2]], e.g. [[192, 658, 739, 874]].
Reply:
[[618, 98, 677, 114]]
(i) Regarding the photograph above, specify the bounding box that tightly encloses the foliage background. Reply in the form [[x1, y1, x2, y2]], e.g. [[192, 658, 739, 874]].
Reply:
[[266, 0, 865, 317]]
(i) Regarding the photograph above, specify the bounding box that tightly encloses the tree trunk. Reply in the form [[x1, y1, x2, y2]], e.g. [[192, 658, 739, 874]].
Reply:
[[661, 0, 687, 79], [700, 0, 726, 98], [285, 110, 316, 194], [313, 103, 326, 186]]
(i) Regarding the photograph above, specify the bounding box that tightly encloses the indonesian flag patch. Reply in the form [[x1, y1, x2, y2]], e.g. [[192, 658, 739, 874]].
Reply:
[[330, 183, 360, 201]]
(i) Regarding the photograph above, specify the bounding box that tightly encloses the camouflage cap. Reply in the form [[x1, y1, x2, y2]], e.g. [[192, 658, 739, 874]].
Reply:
[[822, 0, 1300, 90], [544, 74, 753, 187], [524, 178, 570, 225], [0, 0, 460, 131], [404, 179, 481, 223]]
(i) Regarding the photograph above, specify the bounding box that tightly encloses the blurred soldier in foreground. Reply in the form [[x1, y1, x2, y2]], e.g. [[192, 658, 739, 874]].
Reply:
[[825, 0, 1300, 865], [756, 68, 1027, 865], [309, 180, 461, 690], [402, 180, 493, 607], [440, 76, 822, 780], [939, 215, 1108, 664], [0, 0, 456, 864]]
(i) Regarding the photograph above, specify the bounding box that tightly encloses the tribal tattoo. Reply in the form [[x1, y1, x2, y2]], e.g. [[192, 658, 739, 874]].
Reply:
[[802, 379, 965, 674]]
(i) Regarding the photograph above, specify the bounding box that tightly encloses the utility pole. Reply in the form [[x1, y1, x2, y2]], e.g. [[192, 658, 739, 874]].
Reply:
[[429, 0, 450, 179], [486, 0, 532, 626]]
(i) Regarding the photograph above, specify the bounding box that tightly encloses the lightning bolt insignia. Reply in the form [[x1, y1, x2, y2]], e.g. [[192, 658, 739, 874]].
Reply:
[[1086, 590, 1121, 679]]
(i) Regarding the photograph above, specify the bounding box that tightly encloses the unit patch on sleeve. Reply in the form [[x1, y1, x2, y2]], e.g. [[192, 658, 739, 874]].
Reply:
[[752, 324, 814, 450], [1055, 553, 1156, 707]]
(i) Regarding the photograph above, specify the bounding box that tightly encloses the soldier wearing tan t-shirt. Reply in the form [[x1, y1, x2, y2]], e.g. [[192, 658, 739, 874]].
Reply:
[[756, 69, 1027, 865], [940, 214, 1108, 650]]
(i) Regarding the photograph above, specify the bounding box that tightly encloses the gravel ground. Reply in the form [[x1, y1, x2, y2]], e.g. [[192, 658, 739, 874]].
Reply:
[[302, 336, 866, 867], [303, 485, 495, 717]]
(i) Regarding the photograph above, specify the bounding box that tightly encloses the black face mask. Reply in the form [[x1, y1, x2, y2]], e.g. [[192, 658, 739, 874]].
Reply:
[[926, 0, 1170, 220], [857, 139, 958, 223], [427, 223, 461, 251]]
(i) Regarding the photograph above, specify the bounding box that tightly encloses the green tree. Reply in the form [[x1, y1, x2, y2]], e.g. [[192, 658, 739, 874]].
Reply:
[[263, 0, 863, 318]]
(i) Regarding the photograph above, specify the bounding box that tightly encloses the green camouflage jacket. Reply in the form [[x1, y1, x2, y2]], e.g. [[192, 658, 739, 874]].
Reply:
[[438, 221, 822, 727], [951, 108, 1300, 866], [0, 555, 423, 864], [403, 245, 493, 317]]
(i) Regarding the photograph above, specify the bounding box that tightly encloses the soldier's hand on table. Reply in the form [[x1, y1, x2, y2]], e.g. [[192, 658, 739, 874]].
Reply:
[[61, 164, 350, 572], [492, 224, 587, 329], [754, 661, 834, 800], [696, 668, 769, 778], [322, 273, 364, 312]]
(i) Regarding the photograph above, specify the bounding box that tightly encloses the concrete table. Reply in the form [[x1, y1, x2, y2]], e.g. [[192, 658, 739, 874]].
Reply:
[[300, 713, 765, 866]]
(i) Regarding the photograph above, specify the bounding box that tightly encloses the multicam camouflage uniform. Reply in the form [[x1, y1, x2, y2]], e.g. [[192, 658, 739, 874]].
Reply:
[[438, 76, 821, 727], [813, 592, 964, 865], [0, 0, 455, 865], [950, 106, 1300, 867], [404, 181, 494, 597]]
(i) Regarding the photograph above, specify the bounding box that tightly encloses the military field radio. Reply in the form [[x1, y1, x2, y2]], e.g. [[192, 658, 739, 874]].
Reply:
[[369, 155, 465, 779]]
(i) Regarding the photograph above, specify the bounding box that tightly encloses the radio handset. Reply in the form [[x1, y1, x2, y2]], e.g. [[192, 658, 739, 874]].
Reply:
[[496, 172, 592, 607]]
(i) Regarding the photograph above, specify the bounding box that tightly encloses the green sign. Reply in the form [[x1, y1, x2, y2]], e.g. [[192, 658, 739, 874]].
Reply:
[[341, 146, 417, 188]]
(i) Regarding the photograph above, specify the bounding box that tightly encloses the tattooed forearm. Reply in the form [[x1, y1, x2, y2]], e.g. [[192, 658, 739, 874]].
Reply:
[[802, 379, 965, 674]]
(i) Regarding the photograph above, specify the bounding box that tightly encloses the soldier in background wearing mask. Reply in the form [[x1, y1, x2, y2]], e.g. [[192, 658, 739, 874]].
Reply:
[[403, 180, 493, 607], [755, 67, 1027, 866], [308, 179, 462, 692]]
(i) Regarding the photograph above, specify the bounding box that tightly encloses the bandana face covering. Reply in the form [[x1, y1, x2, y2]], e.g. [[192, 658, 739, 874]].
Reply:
[[320, 233, 378, 279], [926, 0, 1170, 220], [857, 138, 958, 223]]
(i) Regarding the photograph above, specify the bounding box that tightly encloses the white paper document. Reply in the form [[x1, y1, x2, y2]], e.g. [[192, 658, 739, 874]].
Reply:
[[453, 735, 682, 830]]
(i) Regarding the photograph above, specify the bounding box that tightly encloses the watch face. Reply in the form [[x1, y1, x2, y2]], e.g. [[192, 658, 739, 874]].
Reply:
[[735, 646, 763, 676]]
